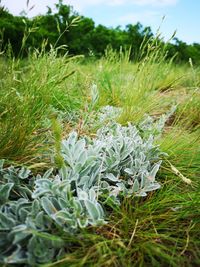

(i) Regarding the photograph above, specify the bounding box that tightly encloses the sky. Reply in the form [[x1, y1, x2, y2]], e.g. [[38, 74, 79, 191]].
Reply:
[[1, 0, 200, 44]]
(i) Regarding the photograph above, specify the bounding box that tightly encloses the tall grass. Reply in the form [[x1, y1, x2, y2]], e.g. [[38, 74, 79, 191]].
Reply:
[[0, 48, 86, 164], [79, 43, 193, 125]]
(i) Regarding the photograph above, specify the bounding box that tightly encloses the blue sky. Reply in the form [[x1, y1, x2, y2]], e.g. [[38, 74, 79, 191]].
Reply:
[[1, 0, 200, 44]]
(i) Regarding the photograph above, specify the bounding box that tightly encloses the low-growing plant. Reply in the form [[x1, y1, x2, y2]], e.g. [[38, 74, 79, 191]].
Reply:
[[0, 119, 163, 266]]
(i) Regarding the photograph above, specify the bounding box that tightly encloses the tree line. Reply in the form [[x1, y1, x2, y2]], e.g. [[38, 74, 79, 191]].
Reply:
[[1, 0, 200, 64]]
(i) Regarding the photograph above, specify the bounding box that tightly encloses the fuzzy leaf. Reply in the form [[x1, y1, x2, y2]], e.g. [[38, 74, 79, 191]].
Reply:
[[41, 197, 58, 217], [84, 199, 101, 222], [0, 183, 14, 204]]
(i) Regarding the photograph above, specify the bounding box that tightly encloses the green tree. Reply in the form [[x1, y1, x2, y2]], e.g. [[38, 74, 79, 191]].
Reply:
[[125, 22, 153, 60], [0, 6, 26, 56]]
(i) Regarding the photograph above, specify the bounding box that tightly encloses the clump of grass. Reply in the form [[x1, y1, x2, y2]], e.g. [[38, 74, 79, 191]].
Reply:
[[159, 127, 200, 180], [0, 48, 86, 164], [175, 88, 200, 130], [83, 39, 186, 125]]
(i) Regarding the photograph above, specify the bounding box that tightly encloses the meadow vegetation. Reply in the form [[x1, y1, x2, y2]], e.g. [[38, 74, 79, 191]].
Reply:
[[0, 13, 200, 267]]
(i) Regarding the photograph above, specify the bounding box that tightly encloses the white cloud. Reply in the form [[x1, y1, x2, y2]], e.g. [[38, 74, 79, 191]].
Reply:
[[118, 10, 162, 25], [128, 0, 178, 7], [66, 0, 178, 8], [108, 0, 125, 6]]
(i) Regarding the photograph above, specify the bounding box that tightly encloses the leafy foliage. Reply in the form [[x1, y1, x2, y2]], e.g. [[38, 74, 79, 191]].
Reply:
[[0, 120, 163, 265]]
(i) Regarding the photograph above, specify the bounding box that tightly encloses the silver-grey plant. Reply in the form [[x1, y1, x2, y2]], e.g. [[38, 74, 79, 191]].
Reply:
[[0, 119, 164, 266]]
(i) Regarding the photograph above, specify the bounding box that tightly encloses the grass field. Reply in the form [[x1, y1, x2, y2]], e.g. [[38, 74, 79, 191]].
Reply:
[[0, 42, 199, 266]]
